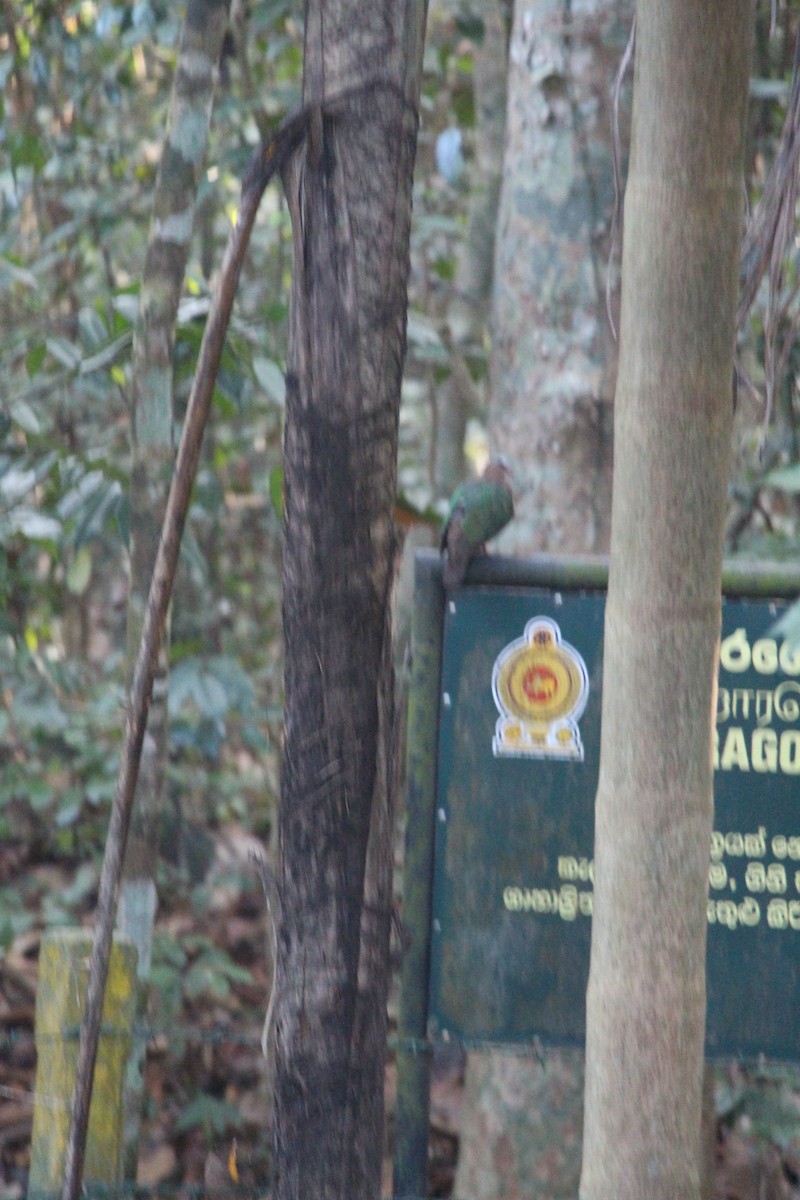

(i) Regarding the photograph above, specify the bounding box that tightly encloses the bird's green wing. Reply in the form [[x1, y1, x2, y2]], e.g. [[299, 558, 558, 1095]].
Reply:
[[456, 478, 514, 548]]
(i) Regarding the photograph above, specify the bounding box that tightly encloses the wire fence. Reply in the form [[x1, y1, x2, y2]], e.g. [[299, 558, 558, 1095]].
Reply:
[[1, 1023, 550, 1056], [1, 1013, 556, 1200], [24, 1191, 444, 1200]]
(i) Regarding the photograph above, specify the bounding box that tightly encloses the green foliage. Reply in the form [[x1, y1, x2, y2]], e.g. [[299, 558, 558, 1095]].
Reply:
[[765, 462, 800, 493], [169, 653, 262, 760], [0, 887, 35, 952], [717, 1064, 800, 1150], [182, 935, 254, 1001], [0, 0, 494, 706], [1, 14, 304, 1170], [0, 637, 124, 851], [174, 1094, 243, 1139], [41, 861, 99, 926], [1, 0, 300, 850], [149, 929, 189, 1026], [151, 928, 254, 1012]]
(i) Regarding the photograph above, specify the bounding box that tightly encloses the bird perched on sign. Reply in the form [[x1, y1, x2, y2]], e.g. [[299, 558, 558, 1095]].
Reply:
[[441, 457, 514, 587]]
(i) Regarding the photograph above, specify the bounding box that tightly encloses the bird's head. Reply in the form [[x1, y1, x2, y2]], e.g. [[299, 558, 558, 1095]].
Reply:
[[482, 455, 514, 488]]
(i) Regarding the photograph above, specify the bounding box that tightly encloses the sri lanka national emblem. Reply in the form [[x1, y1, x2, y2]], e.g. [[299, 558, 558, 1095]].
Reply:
[[492, 616, 589, 760]]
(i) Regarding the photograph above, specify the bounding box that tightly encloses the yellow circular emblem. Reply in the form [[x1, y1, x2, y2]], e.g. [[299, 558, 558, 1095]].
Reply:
[[498, 641, 580, 723], [492, 617, 589, 760]]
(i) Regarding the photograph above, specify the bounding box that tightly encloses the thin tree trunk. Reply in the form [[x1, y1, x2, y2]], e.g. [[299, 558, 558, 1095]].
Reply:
[[119, 0, 230, 1174], [456, 2, 629, 1195], [580, 5, 753, 1199], [272, 3, 426, 1198]]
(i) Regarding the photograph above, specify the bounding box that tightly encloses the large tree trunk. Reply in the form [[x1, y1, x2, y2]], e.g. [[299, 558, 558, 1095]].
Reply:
[[433, 0, 509, 496], [272, 2, 426, 1198], [580, 5, 753, 1199], [490, 0, 629, 554]]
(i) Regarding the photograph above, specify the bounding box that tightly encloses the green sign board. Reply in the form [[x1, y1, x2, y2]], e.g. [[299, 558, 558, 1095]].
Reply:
[[430, 584, 800, 1058]]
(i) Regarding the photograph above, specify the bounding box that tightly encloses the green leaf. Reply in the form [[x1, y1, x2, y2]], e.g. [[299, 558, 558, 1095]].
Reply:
[[0, 921, 12, 953], [66, 545, 92, 595], [269, 466, 284, 520], [86, 777, 115, 806], [26, 344, 47, 377], [253, 355, 286, 407], [766, 463, 800, 493], [78, 307, 108, 351], [194, 672, 228, 720], [184, 948, 253, 1000], [27, 778, 55, 813], [7, 509, 61, 542], [169, 655, 254, 722], [112, 291, 140, 325], [407, 311, 446, 352], [0, 466, 36, 504], [174, 1095, 243, 1137], [455, 14, 485, 40], [79, 332, 132, 376], [45, 337, 81, 370], [9, 130, 47, 172], [153, 929, 187, 971], [10, 400, 41, 434], [432, 256, 456, 281], [0, 257, 36, 291], [55, 799, 82, 829]]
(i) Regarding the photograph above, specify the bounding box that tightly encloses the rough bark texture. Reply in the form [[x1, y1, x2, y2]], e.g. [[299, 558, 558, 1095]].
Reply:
[[580, 6, 753, 1200], [119, 0, 230, 1176], [272, 3, 425, 1198], [456, 1048, 584, 1200], [434, 0, 508, 495], [456, 3, 629, 1196], [490, 0, 631, 555]]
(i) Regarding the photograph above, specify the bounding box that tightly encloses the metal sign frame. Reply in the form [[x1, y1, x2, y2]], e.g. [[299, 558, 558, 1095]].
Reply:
[[394, 550, 800, 1199]]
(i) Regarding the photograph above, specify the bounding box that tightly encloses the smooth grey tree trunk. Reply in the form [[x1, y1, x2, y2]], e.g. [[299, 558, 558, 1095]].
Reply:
[[580, 5, 753, 1199], [490, 0, 631, 554], [434, 0, 509, 496]]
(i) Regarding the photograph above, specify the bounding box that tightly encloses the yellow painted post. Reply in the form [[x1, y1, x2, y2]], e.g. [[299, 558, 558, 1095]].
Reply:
[[28, 929, 138, 1198]]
